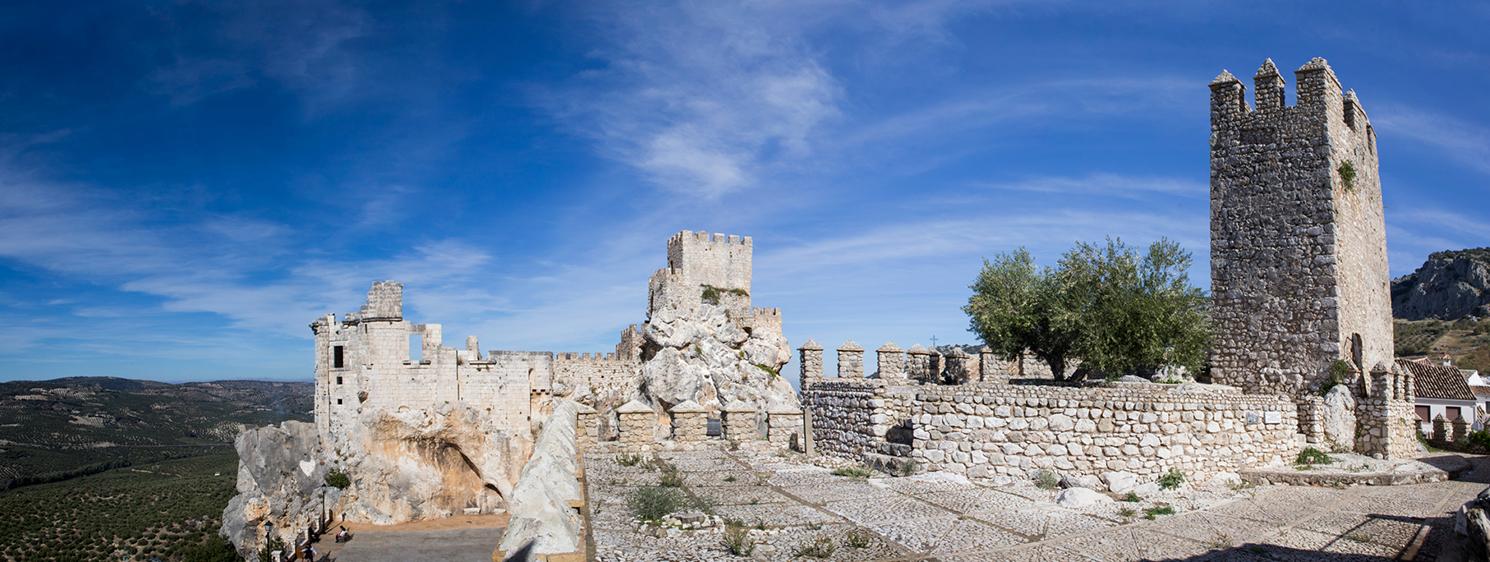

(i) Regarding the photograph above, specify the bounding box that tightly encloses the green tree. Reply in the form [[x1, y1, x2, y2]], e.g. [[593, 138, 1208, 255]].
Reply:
[[965, 239, 1209, 380], [1058, 238, 1209, 378], [964, 249, 1081, 380]]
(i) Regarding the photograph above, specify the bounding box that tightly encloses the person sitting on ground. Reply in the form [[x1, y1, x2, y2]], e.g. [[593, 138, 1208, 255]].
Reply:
[[336, 525, 351, 543]]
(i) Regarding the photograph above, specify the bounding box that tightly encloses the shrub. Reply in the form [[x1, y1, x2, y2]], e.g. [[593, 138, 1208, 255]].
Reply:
[[628, 486, 686, 523], [324, 470, 350, 489], [795, 535, 837, 559], [1338, 161, 1357, 191], [1143, 504, 1175, 520], [845, 528, 874, 549], [1157, 468, 1185, 490], [1033, 470, 1059, 490], [1469, 430, 1490, 451], [702, 286, 722, 305], [721, 523, 753, 556], [1121, 491, 1141, 503], [1295, 447, 1333, 466], [831, 466, 874, 478]]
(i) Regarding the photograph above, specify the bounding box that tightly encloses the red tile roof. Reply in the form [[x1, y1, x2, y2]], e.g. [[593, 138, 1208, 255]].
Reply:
[[1398, 359, 1477, 401]]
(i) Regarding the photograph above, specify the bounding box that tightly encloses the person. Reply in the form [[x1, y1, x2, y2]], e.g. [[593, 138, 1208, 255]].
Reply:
[[336, 525, 351, 543], [305, 544, 317, 561]]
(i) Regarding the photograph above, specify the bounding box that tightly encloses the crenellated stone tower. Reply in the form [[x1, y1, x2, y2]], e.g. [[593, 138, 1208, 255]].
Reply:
[[1209, 57, 1392, 396]]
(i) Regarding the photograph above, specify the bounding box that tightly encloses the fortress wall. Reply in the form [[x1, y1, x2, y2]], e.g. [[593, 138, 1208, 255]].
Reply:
[[912, 383, 1298, 482]]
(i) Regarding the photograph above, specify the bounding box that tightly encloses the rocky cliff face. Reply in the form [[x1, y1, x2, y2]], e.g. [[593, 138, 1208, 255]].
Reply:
[[1393, 248, 1490, 320], [222, 407, 533, 556], [221, 421, 338, 559]]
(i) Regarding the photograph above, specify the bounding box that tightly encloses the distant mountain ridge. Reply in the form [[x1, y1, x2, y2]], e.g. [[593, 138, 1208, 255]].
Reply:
[[1392, 247, 1490, 321], [0, 376, 311, 489]]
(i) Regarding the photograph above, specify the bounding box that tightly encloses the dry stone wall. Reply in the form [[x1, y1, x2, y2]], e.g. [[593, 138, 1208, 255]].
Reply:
[[912, 383, 1299, 483]]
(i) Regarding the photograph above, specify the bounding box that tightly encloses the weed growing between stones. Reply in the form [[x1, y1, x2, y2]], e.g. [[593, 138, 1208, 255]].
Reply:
[[723, 474, 737, 483], [1323, 360, 1353, 395], [629, 486, 687, 523], [1122, 492, 1142, 502], [1295, 447, 1332, 467], [895, 461, 918, 477], [1143, 504, 1175, 520], [616, 453, 644, 467], [1338, 161, 1357, 191], [1117, 507, 1137, 520], [795, 535, 837, 559], [721, 522, 754, 556], [845, 528, 874, 549], [831, 466, 874, 478], [1034, 470, 1060, 490], [1158, 468, 1185, 490]]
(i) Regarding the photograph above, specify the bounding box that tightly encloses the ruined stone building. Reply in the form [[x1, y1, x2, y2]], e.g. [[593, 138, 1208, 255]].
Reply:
[[226, 231, 798, 556]]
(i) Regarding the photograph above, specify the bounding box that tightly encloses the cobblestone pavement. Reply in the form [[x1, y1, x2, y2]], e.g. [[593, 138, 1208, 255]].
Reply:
[[583, 449, 1490, 561]]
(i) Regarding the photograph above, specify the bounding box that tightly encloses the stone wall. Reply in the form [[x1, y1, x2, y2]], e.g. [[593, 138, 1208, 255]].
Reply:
[[911, 382, 1299, 483], [801, 378, 915, 459]]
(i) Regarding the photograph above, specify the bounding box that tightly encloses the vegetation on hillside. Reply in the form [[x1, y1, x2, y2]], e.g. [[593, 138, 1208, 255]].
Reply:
[[0, 453, 240, 561], [1395, 318, 1490, 373], [965, 239, 1210, 381], [0, 377, 311, 490]]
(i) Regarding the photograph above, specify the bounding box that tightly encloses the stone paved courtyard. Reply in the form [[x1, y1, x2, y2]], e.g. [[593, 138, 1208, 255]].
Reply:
[[583, 449, 1490, 561]]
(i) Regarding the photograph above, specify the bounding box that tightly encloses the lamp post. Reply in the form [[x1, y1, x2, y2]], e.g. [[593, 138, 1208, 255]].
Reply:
[[263, 521, 275, 561]]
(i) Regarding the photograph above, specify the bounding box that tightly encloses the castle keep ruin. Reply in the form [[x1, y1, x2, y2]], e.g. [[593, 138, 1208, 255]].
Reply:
[[224, 231, 799, 557], [225, 57, 1422, 559]]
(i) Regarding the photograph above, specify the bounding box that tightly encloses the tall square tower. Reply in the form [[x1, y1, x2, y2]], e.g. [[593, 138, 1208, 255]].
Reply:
[[1208, 58, 1392, 395]]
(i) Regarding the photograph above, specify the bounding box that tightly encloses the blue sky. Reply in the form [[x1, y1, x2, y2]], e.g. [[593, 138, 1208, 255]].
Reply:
[[2, 2, 1487, 382]]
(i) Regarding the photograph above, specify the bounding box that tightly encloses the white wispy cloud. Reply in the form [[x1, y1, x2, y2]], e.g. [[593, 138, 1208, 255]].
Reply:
[[545, 3, 844, 197], [1373, 104, 1490, 177], [973, 173, 1205, 199]]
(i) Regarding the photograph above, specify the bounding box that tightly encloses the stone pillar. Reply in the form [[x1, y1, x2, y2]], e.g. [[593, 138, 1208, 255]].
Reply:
[[1452, 415, 1469, 443], [768, 405, 804, 450], [906, 345, 932, 384], [721, 401, 760, 441], [617, 399, 655, 449], [799, 339, 823, 390], [943, 348, 971, 385], [669, 400, 708, 442], [877, 342, 905, 383], [575, 402, 599, 452], [465, 335, 479, 355], [978, 346, 1006, 384], [1432, 414, 1447, 443], [837, 341, 864, 378]]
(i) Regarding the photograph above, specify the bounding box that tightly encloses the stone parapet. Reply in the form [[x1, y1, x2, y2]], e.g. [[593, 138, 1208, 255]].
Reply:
[[617, 400, 655, 449], [768, 406, 805, 450], [669, 400, 708, 442], [721, 402, 760, 442], [912, 382, 1298, 483]]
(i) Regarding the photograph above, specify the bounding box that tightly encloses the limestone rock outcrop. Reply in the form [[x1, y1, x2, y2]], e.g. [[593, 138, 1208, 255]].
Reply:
[[638, 297, 795, 415], [1320, 385, 1357, 452], [1393, 248, 1490, 320], [332, 404, 531, 525], [222, 421, 339, 559]]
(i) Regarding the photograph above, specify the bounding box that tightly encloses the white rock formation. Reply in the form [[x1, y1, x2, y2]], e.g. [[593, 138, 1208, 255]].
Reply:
[[1321, 384, 1357, 452], [1056, 487, 1113, 508]]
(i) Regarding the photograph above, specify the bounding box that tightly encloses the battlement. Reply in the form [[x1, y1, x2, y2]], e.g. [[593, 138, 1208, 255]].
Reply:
[[554, 351, 635, 364], [665, 230, 753, 292], [1210, 58, 1371, 135]]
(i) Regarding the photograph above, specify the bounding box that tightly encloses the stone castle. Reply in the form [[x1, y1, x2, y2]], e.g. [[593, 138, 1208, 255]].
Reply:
[[223, 57, 1420, 559]]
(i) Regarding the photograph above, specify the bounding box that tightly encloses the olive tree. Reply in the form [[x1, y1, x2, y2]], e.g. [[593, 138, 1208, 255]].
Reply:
[[965, 239, 1209, 381], [963, 249, 1081, 380]]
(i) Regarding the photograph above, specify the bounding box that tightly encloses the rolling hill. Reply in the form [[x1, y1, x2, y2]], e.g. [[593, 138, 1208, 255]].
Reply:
[[0, 377, 311, 490]]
